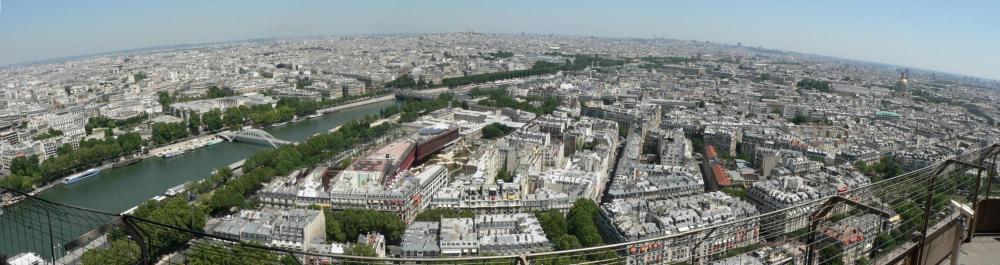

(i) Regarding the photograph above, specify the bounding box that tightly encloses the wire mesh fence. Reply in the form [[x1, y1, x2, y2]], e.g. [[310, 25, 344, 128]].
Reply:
[[1, 144, 998, 265], [0, 191, 127, 264]]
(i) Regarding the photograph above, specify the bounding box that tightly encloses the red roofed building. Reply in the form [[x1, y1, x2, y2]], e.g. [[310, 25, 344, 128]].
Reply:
[[712, 164, 733, 187], [702, 144, 731, 191], [705, 145, 719, 160]]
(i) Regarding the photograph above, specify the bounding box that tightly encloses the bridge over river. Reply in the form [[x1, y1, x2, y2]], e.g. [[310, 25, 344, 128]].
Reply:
[[217, 128, 296, 148]]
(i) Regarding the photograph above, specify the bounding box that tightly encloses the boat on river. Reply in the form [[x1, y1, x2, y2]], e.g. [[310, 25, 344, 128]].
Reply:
[[63, 168, 101, 184], [165, 181, 192, 196], [206, 138, 223, 146], [161, 150, 184, 159]]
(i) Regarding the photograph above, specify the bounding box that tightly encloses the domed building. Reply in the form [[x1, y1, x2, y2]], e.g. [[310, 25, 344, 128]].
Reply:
[[895, 69, 910, 98]]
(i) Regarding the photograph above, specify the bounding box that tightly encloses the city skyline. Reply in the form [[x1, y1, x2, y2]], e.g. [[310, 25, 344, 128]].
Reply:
[[1, 5, 999, 263], [1, 0, 999, 80]]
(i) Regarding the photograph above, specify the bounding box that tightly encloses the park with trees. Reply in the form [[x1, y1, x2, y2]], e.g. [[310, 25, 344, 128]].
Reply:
[[796, 78, 832, 92], [534, 199, 619, 264], [2, 131, 146, 191], [469, 86, 561, 115], [439, 54, 624, 87], [481, 122, 514, 139]]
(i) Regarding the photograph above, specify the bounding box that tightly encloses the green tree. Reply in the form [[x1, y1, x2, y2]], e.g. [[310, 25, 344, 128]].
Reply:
[[34, 128, 64, 140], [874, 232, 896, 254], [210, 167, 233, 185], [326, 208, 406, 244], [223, 107, 245, 129], [10, 155, 40, 177], [535, 209, 569, 240], [722, 187, 747, 199], [326, 217, 348, 242], [567, 199, 605, 247], [554, 234, 583, 250], [151, 122, 189, 145], [202, 109, 224, 132], [495, 170, 514, 182], [0, 175, 37, 192], [819, 245, 844, 265], [386, 75, 418, 88], [188, 111, 202, 135], [394, 97, 452, 123], [477, 91, 561, 115], [205, 86, 235, 98], [131, 197, 207, 256], [208, 187, 245, 214], [488, 51, 514, 59], [857, 156, 904, 182], [414, 208, 476, 222], [57, 143, 74, 156], [158, 91, 173, 106], [295, 79, 313, 89], [796, 78, 832, 92], [791, 115, 809, 125], [482, 122, 513, 139], [187, 242, 286, 265], [88, 114, 153, 130], [80, 239, 140, 265], [133, 73, 147, 83], [29, 132, 145, 186], [348, 244, 376, 257]]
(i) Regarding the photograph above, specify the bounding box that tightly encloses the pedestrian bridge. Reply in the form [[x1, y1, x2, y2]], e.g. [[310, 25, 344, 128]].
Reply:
[[217, 129, 295, 148]]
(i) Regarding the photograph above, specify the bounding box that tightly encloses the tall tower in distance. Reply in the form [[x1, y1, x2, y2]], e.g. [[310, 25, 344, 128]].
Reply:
[[896, 68, 910, 98]]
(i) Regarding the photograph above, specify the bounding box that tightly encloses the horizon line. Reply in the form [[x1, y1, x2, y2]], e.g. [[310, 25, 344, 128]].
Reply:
[[2, 31, 995, 83]]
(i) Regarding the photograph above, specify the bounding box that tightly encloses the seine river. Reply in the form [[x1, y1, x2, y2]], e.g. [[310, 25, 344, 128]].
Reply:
[[0, 99, 398, 259]]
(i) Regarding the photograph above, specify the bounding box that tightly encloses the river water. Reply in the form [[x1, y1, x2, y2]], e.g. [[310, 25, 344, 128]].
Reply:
[[0, 99, 398, 258]]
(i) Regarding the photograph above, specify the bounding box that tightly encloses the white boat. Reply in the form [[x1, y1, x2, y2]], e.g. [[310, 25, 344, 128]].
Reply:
[[63, 168, 101, 184], [165, 182, 191, 196], [307, 113, 323, 119], [161, 150, 184, 159], [270, 122, 288, 127], [206, 138, 223, 146]]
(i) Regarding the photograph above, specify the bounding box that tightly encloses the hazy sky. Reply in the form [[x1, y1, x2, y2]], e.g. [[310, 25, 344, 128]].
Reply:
[[1, 0, 998, 79]]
